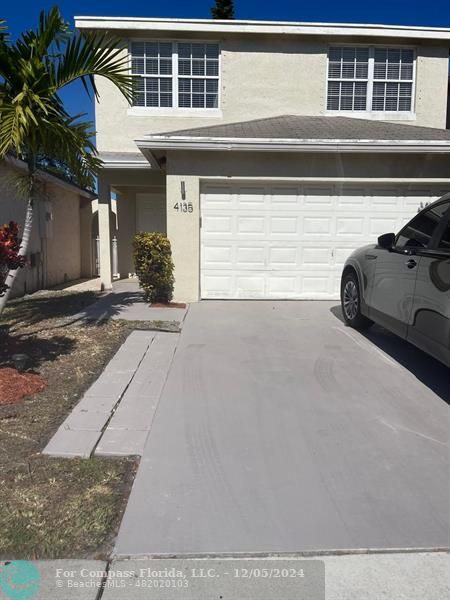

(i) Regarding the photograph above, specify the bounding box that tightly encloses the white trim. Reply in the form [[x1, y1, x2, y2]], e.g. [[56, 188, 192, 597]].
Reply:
[[325, 45, 416, 115], [324, 111, 416, 121], [127, 107, 223, 117], [101, 161, 151, 169], [136, 136, 450, 154], [74, 17, 450, 41], [173, 42, 179, 107], [199, 176, 450, 183], [129, 39, 221, 111], [366, 46, 375, 112]]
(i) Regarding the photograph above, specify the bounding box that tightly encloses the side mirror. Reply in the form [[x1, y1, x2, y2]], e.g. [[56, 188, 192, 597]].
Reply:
[[377, 233, 396, 250]]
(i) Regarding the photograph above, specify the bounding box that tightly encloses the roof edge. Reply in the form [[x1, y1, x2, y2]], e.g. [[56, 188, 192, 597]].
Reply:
[[5, 156, 96, 199], [135, 137, 450, 154], [74, 17, 450, 40]]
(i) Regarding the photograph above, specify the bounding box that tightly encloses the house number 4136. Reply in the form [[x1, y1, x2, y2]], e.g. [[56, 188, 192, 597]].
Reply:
[[173, 202, 193, 213]]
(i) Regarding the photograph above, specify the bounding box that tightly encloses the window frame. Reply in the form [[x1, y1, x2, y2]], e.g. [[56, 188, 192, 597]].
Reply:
[[395, 200, 450, 251], [128, 39, 222, 115], [326, 43, 417, 119], [432, 200, 450, 252]]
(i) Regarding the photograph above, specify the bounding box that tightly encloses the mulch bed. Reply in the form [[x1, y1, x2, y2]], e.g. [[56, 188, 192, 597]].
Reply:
[[0, 367, 46, 405], [150, 302, 186, 308]]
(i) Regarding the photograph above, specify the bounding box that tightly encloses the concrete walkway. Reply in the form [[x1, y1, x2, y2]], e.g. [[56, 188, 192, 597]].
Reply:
[[3, 553, 448, 599], [74, 279, 188, 323], [115, 301, 450, 556], [43, 330, 179, 458]]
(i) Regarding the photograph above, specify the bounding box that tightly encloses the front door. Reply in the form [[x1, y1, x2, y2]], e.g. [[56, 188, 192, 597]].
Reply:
[[136, 193, 167, 234]]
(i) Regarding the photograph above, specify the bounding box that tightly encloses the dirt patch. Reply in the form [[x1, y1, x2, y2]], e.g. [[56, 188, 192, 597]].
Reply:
[[0, 368, 46, 405], [150, 302, 186, 308], [0, 290, 139, 559]]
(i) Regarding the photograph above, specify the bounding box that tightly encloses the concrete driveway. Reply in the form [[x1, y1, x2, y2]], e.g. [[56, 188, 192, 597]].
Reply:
[[115, 301, 450, 556]]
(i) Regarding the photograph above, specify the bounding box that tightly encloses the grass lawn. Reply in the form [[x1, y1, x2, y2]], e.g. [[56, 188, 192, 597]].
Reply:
[[0, 290, 139, 559]]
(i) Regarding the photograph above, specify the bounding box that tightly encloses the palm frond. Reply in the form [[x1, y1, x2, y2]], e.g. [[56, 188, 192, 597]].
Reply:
[[53, 31, 134, 102], [36, 114, 102, 187], [0, 7, 133, 187], [15, 7, 69, 61], [0, 101, 28, 157], [0, 19, 8, 41]]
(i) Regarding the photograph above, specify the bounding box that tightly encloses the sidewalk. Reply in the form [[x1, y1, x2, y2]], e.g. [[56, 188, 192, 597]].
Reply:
[[42, 279, 185, 459], [73, 279, 188, 323], [43, 330, 179, 458], [3, 552, 448, 600]]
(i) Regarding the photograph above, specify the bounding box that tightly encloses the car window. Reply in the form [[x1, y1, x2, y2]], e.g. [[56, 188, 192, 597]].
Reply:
[[437, 215, 450, 252], [396, 201, 450, 249]]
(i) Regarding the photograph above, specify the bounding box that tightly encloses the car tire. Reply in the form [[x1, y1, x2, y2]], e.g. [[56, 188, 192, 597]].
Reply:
[[341, 271, 373, 330]]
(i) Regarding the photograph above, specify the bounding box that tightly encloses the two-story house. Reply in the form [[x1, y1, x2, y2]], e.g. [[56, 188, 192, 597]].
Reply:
[[75, 16, 450, 302]]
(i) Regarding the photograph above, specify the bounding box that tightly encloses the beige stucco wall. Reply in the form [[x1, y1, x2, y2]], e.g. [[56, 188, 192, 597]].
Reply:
[[94, 34, 449, 153], [414, 43, 450, 128], [163, 150, 450, 302], [0, 163, 92, 297], [80, 198, 96, 277], [43, 181, 83, 287]]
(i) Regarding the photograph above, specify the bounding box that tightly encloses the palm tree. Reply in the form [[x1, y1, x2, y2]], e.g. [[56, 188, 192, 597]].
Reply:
[[0, 7, 134, 313]]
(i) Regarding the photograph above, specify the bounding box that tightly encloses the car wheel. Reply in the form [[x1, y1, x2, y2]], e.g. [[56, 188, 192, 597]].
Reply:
[[341, 272, 373, 329]]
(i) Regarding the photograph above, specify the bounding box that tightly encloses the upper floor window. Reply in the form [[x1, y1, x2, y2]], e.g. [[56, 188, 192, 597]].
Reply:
[[131, 41, 220, 109], [327, 46, 415, 113]]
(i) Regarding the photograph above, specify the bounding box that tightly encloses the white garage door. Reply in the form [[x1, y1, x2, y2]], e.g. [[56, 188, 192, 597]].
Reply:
[[200, 182, 445, 300]]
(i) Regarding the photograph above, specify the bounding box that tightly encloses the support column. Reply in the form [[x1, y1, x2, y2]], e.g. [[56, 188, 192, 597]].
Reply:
[[98, 176, 112, 290], [166, 173, 200, 302]]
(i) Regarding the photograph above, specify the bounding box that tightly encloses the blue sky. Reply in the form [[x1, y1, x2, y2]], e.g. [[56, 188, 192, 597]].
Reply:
[[3, 0, 450, 127]]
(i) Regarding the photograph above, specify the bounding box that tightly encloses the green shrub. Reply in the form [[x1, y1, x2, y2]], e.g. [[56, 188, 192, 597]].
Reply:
[[132, 232, 175, 303]]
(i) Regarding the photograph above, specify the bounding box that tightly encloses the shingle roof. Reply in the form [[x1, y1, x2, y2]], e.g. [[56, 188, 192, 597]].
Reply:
[[153, 115, 450, 142]]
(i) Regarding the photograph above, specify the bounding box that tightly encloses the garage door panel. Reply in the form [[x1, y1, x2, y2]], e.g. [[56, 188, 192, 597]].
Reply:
[[237, 215, 266, 234], [267, 275, 298, 295], [201, 185, 234, 209], [336, 188, 367, 207], [236, 275, 265, 297], [371, 189, 400, 207], [236, 186, 266, 207], [302, 247, 330, 266], [270, 216, 299, 235], [268, 247, 298, 267], [369, 217, 399, 236], [336, 217, 365, 236], [236, 246, 265, 268], [270, 187, 299, 206], [202, 245, 234, 268], [301, 275, 331, 294], [303, 216, 332, 235], [202, 274, 233, 297], [203, 215, 233, 234], [201, 183, 442, 299], [303, 185, 335, 206]]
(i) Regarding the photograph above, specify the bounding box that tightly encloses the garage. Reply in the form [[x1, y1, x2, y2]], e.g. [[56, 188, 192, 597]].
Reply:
[[134, 114, 450, 302], [200, 182, 444, 299]]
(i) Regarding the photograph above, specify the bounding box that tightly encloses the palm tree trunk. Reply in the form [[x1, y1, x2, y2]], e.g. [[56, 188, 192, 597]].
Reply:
[[0, 158, 35, 316]]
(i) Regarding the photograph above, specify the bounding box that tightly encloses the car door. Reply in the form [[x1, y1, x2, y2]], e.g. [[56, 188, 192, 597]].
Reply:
[[408, 200, 450, 366], [368, 202, 447, 338]]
